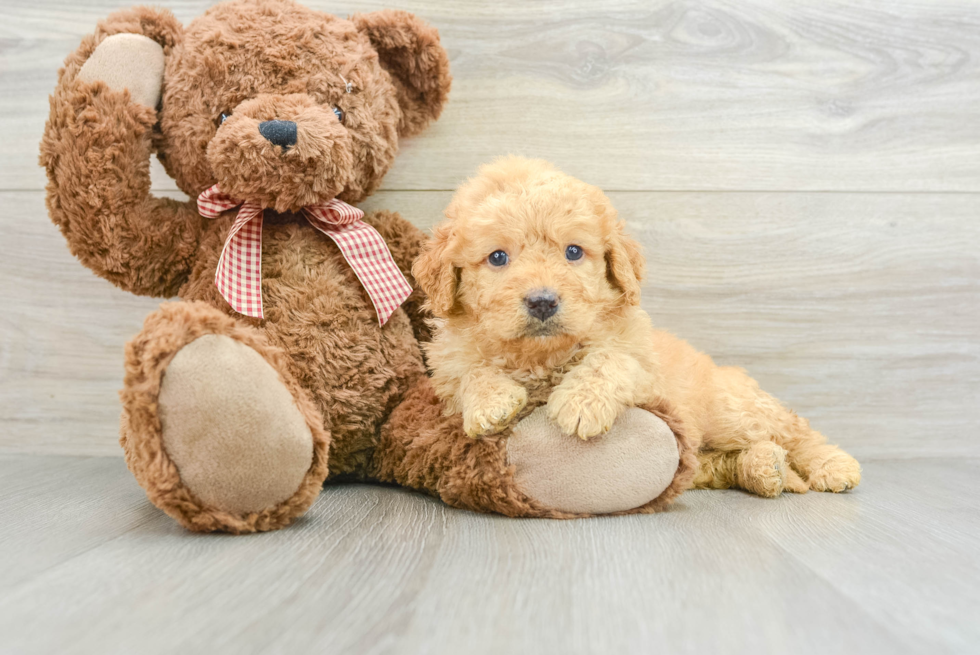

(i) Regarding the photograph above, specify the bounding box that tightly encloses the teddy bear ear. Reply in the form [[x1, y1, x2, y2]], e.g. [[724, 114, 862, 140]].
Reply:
[[353, 10, 451, 137]]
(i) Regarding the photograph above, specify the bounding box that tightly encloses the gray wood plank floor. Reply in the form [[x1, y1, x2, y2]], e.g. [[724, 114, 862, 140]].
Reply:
[[0, 455, 977, 655]]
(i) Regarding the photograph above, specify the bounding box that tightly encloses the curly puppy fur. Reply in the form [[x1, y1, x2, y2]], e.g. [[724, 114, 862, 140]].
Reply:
[[414, 157, 862, 497], [40, 0, 451, 531]]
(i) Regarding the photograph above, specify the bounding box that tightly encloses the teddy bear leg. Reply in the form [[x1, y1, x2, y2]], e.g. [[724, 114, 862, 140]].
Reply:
[[120, 301, 329, 533], [371, 376, 553, 517], [372, 379, 698, 517], [505, 406, 694, 515]]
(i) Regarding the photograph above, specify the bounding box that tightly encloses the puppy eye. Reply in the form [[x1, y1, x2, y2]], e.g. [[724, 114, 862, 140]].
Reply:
[[332, 106, 345, 123], [488, 250, 509, 267], [565, 245, 584, 261], [219, 112, 231, 125]]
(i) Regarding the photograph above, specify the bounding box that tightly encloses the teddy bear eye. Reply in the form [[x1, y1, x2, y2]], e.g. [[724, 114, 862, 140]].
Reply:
[[565, 245, 584, 261], [332, 106, 345, 123], [488, 250, 509, 267]]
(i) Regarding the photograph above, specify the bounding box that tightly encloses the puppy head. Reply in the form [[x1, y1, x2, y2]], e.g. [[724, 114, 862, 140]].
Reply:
[[414, 156, 644, 347]]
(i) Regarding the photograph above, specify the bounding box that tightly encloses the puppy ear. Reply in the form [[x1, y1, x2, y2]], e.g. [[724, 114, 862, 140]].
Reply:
[[605, 223, 645, 307], [588, 185, 644, 306], [73, 7, 183, 109], [353, 10, 452, 137], [412, 224, 459, 317]]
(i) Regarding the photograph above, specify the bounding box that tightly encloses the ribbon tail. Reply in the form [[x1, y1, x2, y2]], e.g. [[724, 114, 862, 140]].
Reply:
[[215, 205, 265, 319], [306, 215, 413, 326]]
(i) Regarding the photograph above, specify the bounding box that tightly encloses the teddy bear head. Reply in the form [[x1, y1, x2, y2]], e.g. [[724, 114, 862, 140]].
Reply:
[[131, 0, 450, 212]]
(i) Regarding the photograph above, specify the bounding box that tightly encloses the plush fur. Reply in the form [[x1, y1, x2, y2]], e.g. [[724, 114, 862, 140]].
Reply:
[[414, 157, 862, 497], [371, 379, 698, 518], [120, 301, 330, 533], [41, 1, 698, 532], [40, 0, 453, 532]]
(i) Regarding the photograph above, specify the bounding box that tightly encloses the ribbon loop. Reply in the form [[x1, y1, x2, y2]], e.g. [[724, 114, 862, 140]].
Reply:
[[197, 184, 412, 325]]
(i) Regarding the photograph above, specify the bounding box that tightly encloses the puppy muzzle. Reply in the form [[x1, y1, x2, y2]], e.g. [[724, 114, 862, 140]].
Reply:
[[524, 288, 560, 322]]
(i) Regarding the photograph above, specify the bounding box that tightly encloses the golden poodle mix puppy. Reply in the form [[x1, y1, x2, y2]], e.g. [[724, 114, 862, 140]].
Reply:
[[413, 157, 861, 497]]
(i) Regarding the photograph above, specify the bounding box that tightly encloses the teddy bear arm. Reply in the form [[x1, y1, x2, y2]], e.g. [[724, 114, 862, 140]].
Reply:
[[40, 14, 206, 298], [361, 209, 434, 342]]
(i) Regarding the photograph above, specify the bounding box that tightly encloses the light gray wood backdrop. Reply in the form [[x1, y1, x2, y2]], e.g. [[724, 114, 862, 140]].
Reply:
[[1, 0, 978, 459]]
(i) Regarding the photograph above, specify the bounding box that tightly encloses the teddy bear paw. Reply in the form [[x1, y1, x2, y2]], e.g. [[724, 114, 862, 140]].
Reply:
[[76, 33, 165, 109], [507, 407, 680, 515]]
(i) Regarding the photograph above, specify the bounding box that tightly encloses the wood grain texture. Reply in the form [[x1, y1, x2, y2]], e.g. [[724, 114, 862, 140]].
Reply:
[[4, 0, 977, 456], [3, 190, 977, 458], [0, 455, 977, 655], [4, 0, 980, 191]]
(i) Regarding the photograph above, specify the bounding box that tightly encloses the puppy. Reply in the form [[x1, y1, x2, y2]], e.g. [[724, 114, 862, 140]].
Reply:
[[413, 157, 861, 497]]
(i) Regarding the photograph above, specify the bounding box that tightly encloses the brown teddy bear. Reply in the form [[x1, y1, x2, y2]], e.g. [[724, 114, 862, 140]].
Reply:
[[41, 0, 697, 533]]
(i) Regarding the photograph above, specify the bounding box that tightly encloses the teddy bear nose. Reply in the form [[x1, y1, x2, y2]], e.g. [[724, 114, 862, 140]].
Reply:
[[524, 289, 560, 321], [258, 120, 297, 149]]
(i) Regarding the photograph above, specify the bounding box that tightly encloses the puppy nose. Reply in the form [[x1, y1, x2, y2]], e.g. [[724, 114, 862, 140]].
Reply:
[[258, 120, 297, 148], [524, 289, 560, 321]]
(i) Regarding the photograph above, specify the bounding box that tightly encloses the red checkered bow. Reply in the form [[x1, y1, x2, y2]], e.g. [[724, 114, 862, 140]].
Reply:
[[197, 184, 413, 325]]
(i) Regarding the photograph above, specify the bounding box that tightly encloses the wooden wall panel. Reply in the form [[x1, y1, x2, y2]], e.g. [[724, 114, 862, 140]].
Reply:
[[3, 190, 976, 458], [3, 1, 980, 191]]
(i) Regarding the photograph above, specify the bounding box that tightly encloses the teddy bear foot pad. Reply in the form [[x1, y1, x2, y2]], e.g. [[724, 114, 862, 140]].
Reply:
[[507, 407, 680, 515], [158, 334, 314, 514], [119, 301, 331, 533]]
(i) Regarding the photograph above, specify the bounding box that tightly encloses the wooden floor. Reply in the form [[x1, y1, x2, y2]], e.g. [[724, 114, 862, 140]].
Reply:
[[2, 0, 979, 653], [0, 455, 977, 654]]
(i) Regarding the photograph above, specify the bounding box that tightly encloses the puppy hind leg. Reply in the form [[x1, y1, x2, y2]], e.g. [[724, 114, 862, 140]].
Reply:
[[700, 366, 812, 497], [782, 464, 810, 494], [787, 438, 862, 493], [693, 449, 740, 490], [710, 366, 859, 493], [694, 443, 807, 497], [742, 391, 860, 492]]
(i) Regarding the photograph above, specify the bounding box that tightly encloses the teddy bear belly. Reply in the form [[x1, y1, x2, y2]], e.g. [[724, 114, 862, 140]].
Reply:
[[183, 221, 426, 478]]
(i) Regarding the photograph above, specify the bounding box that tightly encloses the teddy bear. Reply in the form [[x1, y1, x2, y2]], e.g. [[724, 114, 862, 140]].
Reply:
[[40, 0, 698, 533]]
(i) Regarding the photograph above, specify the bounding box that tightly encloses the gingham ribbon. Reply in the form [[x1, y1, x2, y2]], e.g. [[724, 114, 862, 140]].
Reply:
[[197, 185, 412, 325]]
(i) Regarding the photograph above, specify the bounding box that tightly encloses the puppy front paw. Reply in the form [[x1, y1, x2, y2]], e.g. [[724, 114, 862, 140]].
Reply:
[[462, 383, 528, 438], [547, 383, 624, 440]]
